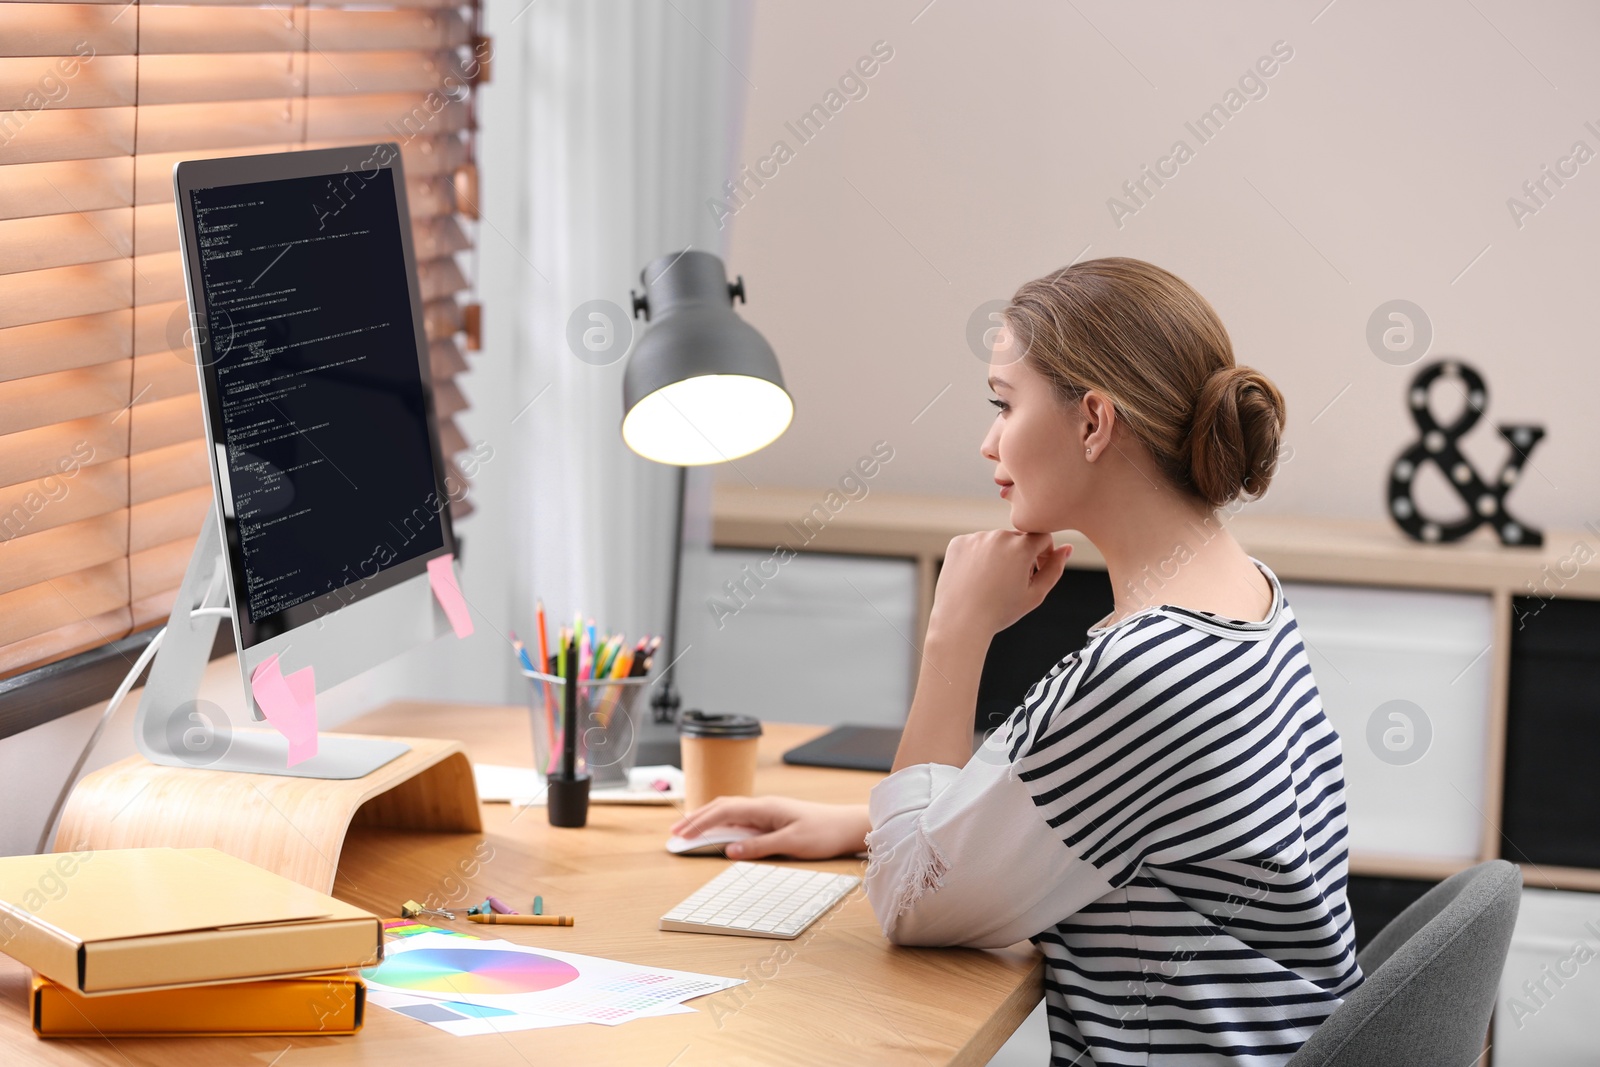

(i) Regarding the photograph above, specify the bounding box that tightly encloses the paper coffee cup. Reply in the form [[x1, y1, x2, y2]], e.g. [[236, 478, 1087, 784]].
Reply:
[[678, 710, 763, 812]]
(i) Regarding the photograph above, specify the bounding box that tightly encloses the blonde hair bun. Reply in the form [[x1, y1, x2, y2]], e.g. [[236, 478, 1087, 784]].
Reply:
[[1187, 365, 1286, 508]]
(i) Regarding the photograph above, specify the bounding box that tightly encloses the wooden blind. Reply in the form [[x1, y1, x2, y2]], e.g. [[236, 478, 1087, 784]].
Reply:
[[0, 0, 487, 679]]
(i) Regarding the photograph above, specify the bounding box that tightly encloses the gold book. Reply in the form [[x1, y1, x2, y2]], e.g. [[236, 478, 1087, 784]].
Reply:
[[0, 848, 382, 995], [32, 972, 365, 1037]]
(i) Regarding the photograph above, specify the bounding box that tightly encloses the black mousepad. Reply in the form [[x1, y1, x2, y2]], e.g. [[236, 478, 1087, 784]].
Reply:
[[781, 725, 903, 773]]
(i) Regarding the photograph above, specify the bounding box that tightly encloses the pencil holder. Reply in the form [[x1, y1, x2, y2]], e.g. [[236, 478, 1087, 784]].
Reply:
[[520, 669, 651, 790]]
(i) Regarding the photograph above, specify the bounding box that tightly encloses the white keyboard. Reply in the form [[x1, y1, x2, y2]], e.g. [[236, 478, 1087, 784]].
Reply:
[[660, 862, 861, 939]]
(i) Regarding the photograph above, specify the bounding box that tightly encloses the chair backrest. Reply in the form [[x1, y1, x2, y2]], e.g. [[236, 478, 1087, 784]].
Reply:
[[1287, 859, 1523, 1066]]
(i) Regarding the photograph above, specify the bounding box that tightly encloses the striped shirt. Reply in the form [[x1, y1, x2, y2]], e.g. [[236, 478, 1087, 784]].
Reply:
[[864, 558, 1362, 1065]]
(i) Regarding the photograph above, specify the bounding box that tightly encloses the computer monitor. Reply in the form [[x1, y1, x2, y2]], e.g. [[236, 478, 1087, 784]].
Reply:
[[137, 143, 460, 778]]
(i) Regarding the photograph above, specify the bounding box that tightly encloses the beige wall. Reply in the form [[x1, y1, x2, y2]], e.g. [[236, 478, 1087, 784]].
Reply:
[[719, 1, 1598, 531]]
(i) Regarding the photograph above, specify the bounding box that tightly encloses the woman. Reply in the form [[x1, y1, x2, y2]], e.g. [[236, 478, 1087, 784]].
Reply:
[[669, 258, 1363, 1065]]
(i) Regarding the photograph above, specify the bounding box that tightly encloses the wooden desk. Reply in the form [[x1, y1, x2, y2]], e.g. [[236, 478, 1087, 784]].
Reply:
[[0, 703, 1042, 1066]]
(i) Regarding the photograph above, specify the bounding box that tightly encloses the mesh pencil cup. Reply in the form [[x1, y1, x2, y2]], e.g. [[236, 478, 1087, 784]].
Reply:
[[520, 668, 650, 789]]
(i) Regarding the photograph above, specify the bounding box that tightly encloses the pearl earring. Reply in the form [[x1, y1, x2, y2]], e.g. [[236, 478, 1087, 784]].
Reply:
[[1085, 448, 1093, 459]]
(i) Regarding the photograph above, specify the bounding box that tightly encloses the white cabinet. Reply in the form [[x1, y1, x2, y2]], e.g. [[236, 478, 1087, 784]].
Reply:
[[676, 548, 917, 727], [1492, 887, 1600, 1066], [1281, 582, 1495, 863]]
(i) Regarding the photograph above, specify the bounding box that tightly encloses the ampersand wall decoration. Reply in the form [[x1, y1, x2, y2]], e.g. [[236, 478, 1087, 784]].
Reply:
[[1387, 359, 1544, 546]]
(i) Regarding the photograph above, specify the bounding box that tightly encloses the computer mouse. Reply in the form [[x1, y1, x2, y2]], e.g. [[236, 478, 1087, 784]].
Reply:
[[665, 826, 759, 856]]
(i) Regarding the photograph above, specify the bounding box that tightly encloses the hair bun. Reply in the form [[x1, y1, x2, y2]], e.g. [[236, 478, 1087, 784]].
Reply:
[[1186, 365, 1286, 508]]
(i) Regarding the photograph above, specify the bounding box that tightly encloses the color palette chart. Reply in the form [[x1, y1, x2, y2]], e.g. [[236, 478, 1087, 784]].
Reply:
[[360, 933, 743, 1033], [369, 945, 580, 995]]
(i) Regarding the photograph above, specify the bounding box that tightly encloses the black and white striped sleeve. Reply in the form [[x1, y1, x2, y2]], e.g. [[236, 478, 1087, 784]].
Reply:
[[863, 649, 1117, 949]]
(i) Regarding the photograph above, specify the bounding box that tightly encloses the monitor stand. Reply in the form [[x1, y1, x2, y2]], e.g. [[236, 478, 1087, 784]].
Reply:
[[54, 731, 481, 892], [53, 512, 482, 892], [133, 507, 408, 779]]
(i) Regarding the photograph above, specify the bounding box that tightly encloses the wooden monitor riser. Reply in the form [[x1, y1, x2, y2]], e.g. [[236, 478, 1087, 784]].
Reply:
[[53, 734, 481, 893]]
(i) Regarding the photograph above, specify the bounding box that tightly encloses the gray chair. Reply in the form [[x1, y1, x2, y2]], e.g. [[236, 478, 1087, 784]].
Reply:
[[1288, 859, 1522, 1066]]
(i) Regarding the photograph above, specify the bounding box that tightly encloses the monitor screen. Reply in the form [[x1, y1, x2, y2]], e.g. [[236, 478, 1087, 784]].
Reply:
[[180, 153, 453, 647]]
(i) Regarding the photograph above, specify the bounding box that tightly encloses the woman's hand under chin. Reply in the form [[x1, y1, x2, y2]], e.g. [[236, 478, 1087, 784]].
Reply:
[[931, 530, 1073, 640]]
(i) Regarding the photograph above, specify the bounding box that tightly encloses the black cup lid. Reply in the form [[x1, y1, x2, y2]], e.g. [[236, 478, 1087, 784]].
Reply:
[[677, 709, 763, 739]]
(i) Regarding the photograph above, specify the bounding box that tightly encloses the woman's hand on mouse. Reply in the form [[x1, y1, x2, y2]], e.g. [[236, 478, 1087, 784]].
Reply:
[[668, 797, 871, 860], [931, 530, 1072, 639]]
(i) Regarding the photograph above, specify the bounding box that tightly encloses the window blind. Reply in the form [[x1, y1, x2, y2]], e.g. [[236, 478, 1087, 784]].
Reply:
[[0, 0, 487, 679]]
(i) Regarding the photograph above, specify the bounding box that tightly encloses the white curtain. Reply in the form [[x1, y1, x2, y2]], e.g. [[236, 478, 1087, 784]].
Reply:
[[514, 2, 751, 686]]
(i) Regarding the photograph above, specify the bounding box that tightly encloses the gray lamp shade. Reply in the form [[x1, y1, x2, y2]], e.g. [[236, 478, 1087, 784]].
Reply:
[[622, 251, 792, 466]]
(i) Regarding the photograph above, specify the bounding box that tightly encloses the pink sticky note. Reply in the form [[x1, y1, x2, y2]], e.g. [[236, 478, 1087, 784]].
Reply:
[[251, 654, 318, 766], [428, 553, 474, 638]]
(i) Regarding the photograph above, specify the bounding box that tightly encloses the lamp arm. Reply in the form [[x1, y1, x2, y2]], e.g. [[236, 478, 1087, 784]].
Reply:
[[651, 463, 687, 724]]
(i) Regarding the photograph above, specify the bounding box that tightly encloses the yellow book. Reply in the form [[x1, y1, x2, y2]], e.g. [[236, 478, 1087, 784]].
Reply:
[[32, 972, 365, 1037], [0, 848, 382, 995]]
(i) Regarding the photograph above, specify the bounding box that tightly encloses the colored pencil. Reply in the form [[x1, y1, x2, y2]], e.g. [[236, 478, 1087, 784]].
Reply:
[[596, 643, 633, 728], [467, 914, 573, 927], [582, 614, 595, 681], [552, 626, 570, 773], [592, 634, 613, 680], [508, 631, 534, 672]]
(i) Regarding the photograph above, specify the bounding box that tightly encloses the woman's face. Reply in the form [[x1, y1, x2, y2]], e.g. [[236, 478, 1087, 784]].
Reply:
[[979, 334, 1089, 535]]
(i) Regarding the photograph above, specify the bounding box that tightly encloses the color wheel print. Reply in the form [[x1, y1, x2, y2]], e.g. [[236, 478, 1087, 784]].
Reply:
[[363, 947, 581, 995]]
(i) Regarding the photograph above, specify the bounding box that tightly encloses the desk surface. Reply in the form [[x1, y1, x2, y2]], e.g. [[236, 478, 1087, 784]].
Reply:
[[1, 703, 1042, 1067]]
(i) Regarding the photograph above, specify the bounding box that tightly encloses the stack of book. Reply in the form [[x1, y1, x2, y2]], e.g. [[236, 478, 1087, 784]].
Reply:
[[0, 847, 383, 1038]]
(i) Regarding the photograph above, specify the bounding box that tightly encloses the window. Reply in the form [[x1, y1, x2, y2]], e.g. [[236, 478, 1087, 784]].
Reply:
[[0, 0, 486, 684]]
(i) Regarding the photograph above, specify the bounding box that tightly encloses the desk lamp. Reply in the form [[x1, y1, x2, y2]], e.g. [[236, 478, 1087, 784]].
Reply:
[[623, 250, 792, 726]]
